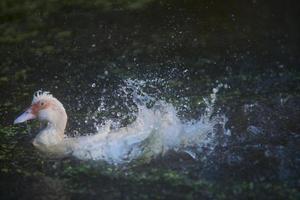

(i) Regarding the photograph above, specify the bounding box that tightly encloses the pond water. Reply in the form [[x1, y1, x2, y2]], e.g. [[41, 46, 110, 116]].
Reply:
[[0, 0, 299, 199]]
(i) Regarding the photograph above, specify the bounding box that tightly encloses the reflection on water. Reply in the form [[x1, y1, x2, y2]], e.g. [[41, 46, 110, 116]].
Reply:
[[0, 0, 299, 199]]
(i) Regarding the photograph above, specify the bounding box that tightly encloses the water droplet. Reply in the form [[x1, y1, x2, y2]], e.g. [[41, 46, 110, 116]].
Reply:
[[247, 125, 263, 135]]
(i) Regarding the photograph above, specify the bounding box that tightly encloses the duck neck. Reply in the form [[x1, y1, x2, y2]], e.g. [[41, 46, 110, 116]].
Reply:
[[33, 116, 67, 148]]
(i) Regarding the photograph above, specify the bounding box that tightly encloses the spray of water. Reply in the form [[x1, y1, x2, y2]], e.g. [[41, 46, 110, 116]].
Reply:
[[71, 79, 229, 164]]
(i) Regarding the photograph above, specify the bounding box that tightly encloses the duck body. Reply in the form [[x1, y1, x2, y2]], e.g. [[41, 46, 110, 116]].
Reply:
[[14, 91, 218, 164]]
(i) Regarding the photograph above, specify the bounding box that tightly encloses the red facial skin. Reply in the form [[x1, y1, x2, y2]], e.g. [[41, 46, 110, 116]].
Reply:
[[30, 101, 51, 116]]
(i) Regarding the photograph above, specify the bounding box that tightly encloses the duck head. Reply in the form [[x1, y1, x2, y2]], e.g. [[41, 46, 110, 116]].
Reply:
[[14, 91, 68, 134]]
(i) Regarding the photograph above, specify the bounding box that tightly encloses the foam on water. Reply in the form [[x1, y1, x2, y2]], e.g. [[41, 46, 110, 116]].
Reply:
[[71, 79, 229, 164]]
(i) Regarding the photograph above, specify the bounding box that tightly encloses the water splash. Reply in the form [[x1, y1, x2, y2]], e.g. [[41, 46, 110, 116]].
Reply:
[[71, 79, 229, 164]]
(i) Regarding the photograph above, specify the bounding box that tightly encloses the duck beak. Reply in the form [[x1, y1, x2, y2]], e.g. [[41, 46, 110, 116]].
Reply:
[[14, 108, 37, 124]]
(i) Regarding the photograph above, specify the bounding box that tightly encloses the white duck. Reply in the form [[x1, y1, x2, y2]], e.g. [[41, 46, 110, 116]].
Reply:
[[14, 91, 184, 163]]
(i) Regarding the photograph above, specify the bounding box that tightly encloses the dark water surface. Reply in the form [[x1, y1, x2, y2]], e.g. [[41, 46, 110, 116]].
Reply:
[[1, 0, 300, 199]]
